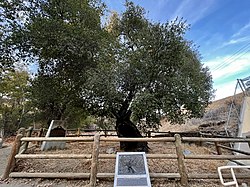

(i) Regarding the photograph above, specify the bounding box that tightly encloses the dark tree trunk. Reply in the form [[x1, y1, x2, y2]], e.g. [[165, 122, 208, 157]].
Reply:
[[115, 109, 149, 152]]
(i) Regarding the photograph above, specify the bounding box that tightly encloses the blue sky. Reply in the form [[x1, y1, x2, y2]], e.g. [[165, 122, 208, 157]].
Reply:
[[104, 0, 250, 100]]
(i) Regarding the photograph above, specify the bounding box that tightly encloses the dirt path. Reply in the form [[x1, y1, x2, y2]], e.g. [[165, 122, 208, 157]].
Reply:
[[0, 142, 82, 187], [0, 142, 34, 187], [0, 145, 11, 178]]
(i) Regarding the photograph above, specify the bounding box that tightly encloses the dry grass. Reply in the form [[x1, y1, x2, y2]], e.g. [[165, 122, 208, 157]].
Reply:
[[160, 120, 199, 132], [208, 92, 243, 110], [158, 93, 244, 137]]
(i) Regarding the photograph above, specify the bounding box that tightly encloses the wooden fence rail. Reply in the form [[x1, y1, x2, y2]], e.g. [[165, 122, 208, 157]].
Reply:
[[41, 127, 217, 138], [2, 129, 250, 187]]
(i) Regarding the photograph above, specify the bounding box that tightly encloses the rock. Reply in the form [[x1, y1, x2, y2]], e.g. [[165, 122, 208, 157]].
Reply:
[[106, 147, 116, 154], [241, 183, 247, 187], [183, 149, 191, 156]]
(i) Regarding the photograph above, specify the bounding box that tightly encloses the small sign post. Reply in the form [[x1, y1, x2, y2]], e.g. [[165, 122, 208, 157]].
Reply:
[[114, 152, 151, 187]]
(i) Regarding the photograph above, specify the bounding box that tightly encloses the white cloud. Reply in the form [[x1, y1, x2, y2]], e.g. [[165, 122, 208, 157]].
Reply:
[[232, 22, 250, 38], [204, 52, 250, 80], [203, 52, 250, 100], [213, 80, 238, 100], [211, 21, 250, 51], [221, 36, 250, 48], [170, 0, 216, 25]]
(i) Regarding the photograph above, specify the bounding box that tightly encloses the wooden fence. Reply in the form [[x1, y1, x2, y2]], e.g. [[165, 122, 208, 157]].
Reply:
[[35, 127, 206, 137], [67, 128, 211, 137], [2, 131, 250, 187]]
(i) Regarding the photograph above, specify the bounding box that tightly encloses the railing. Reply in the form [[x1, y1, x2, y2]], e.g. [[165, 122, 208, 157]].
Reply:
[[35, 127, 208, 137], [2, 131, 250, 187], [218, 165, 250, 187]]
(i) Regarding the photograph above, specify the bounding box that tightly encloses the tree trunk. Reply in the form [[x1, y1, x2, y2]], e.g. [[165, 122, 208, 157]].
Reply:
[[115, 110, 149, 152]]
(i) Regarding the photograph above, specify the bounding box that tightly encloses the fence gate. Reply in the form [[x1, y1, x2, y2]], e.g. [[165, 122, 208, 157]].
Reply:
[[114, 152, 151, 187]]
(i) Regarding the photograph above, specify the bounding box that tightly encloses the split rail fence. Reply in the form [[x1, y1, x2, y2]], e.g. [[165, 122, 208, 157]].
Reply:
[[34, 127, 206, 137], [2, 131, 250, 187]]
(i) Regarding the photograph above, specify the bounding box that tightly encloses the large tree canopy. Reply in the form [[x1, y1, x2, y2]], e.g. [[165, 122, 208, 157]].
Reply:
[[2, 0, 108, 124], [25, 0, 105, 76], [83, 2, 213, 131], [1, 0, 214, 150], [28, 0, 108, 124], [80, 2, 214, 151]]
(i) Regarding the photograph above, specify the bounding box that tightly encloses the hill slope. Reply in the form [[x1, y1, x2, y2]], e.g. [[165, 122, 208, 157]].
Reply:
[[161, 92, 245, 137]]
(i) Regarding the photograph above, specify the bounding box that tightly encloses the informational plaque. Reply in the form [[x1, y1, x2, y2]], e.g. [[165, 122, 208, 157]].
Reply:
[[114, 152, 151, 187]]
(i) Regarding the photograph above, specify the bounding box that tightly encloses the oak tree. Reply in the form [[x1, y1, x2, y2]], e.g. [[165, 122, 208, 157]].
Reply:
[[82, 2, 213, 151]]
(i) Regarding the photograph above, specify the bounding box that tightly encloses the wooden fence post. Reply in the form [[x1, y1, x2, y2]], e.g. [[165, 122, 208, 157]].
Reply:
[[36, 128, 44, 145], [214, 142, 222, 155], [77, 128, 81, 137], [89, 133, 100, 187], [17, 127, 25, 136], [2, 134, 23, 180], [174, 134, 188, 186], [147, 131, 151, 138], [20, 126, 33, 153]]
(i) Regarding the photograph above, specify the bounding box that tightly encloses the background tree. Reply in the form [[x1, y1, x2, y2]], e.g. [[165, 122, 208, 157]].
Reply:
[[30, 74, 89, 127], [2, 0, 108, 127], [82, 1, 214, 151], [0, 0, 18, 78], [0, 68, 31, 136]]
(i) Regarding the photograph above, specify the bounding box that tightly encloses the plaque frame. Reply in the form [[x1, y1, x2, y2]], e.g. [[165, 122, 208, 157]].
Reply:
[[114, 152, 151, 187]]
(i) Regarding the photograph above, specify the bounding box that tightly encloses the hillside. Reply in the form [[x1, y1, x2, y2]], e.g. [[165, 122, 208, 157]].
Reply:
[[208, 92, 243, 110], [160, 92, 245, 137]]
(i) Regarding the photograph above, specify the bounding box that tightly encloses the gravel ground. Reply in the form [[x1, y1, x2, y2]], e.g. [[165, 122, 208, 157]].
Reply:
[[0, 139, 232, 187], [1, 137, 250, 187]]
